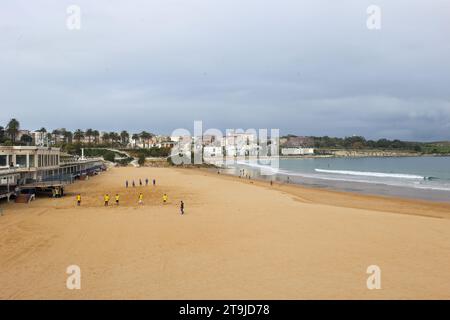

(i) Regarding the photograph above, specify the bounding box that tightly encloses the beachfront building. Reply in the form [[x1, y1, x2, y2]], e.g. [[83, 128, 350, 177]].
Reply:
[[170, 135, 192, 144], [0, 146, 61, 200], [203, 146, 223, 157], [0, 146, 105, 201], [280, 136, 313, 148], [152, 135, 172, 148], [0, 146, 60, 171], [223, 132, 260, 157], [31, 131, 47, 146], [224, 131, 257, 147], [156, 141, 176, 149], [281, 147, 315, 156]]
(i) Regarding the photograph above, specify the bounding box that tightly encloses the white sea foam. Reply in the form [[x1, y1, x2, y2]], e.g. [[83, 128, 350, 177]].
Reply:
[[229, 162, 450, 192], [314, 169, 425, 180]]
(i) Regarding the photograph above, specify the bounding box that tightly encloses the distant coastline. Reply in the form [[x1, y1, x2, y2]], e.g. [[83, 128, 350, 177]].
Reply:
[[282, 149, 450, 158]]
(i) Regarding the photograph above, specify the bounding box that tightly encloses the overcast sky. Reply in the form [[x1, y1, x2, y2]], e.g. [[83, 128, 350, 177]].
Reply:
[[1, 0, 449, 141]]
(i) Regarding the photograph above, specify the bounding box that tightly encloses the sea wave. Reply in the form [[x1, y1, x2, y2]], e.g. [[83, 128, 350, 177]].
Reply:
[[229, 162, 450, 192], [314, 169, 425, 180]]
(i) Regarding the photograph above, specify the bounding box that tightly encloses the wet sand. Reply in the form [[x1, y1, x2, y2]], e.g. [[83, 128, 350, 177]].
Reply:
[[0, 166, 449, 299]]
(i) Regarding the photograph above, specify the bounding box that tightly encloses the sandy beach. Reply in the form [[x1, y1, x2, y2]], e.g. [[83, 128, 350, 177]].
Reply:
[[0, 166, 449, 299]]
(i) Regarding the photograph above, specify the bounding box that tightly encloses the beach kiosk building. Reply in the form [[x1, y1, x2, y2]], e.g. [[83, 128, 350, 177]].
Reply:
[[0, 146, 105, 201]]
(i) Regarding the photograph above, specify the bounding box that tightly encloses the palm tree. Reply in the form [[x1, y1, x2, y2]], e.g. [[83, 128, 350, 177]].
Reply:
[[74, 129, 84, 144], [0, 126, 5, 143], [109, 132, 120, 147], [52, 129, 61, 145], [93, 130, 100, 145], [132, 133, 140, 148], [85, 129, 94, 144], [20, 134, 33, 146], [63, 130, 73, 144], [102, 132, 110, 146], [120, 130, 129, 146], [140, 131, 148, 148], [140, 131, 152, 148], [46, 132, 53, 146], [6, 118, 20, 144]]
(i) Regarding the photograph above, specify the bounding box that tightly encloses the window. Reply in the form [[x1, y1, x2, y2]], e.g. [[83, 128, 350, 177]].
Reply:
[[0, 155, 7, 167], [16, 155, 27, 167], [29, 155, 35, 167]]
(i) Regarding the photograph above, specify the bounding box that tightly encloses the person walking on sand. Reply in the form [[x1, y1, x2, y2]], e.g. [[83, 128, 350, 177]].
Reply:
[[180, 201, 184, 215], [126, 180, 129, 188], [163, 193, 168, 204], [145, 178, 149, 186], [138, 192, 144, 205], [115, 194, 120, 206], [104, 194, 110, 206], [76, 194, 81, 206]]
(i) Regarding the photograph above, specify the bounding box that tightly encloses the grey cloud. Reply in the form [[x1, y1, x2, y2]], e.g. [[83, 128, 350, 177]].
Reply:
[[1, 0, 449, 141]]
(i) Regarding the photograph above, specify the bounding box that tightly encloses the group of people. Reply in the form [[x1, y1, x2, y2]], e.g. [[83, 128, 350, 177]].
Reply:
[[125, 178, 155, 188], [75, 192, 184, 214], [101, 192, 168, 206]]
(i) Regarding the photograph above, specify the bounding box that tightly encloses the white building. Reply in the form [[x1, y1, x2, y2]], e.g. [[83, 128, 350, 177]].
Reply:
[[222, 131, 259, 157], [203, 146, 223, 157], [0, 146, 60, 170], [32, 131, 47, 146], [224, 132, 257, 147], [0, 146, 105, 194], [281, 147, 315, 156]]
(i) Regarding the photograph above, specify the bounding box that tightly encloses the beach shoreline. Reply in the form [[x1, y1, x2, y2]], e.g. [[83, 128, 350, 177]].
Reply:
[[214, 156, 450, 203], [195, 167, 450, 220], [0, 166, 449, 299]]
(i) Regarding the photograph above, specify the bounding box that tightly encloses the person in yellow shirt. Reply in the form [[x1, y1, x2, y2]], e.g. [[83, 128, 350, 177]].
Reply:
[[115, 194, 120, 206], [76, 194, 81, 206], [138, 193, 143, 205], [104, 194, 110, 206], [162, 193, 168, 204]]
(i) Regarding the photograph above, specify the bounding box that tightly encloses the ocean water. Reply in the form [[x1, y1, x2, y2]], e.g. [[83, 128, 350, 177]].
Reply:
[[223, 156, 450, 202]]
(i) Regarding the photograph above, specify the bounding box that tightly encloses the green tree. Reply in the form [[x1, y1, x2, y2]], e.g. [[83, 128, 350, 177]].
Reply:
[[20, 134, 33, 146], [52, 129, 61, 145], [93, 130, 100, 144], [140, 131, 152, 148], [103, 151, 116, 162], [0, 126, 5, 143], [63, 130, 73, 144], [85, 129, 94, 144], [6, 118, 20, 144], [120, 130, 130, 146], [102, 132, 110, 145], [109, 132, 120, 147], [74, 129, 84, 144], [132, 133, 140, 148], [138, 153, 146, 166], [46, 132, 53, 146]]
